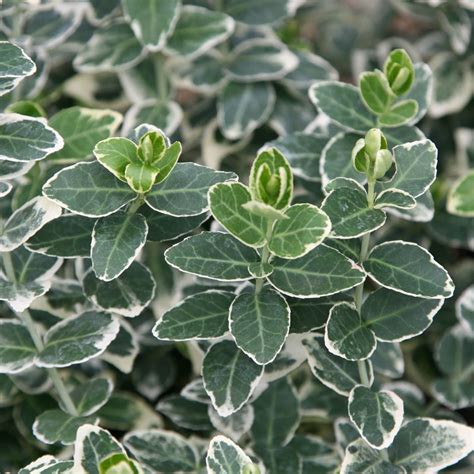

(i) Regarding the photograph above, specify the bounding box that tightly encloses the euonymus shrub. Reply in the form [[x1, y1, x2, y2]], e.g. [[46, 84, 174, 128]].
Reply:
[[0, 28, 473, 474]]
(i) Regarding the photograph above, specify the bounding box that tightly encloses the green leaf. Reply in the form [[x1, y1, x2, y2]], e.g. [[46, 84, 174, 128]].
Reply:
[[0, 197, 62, 252], [43, 161, 137, 218], [203, 340, 263, 417], [269, 204, 331, 259], [124, 429, 198, 472], [359, 70, 394, 115], [457, 285, 474, 333], [33, 409, 97, 445], [230, 286, 290, 365], [49, 107, 123, 164], [83, 262, 155, 318], [153, 290, 234, 341], [125, 162, 159, 194], [309, 82, 376, 133], [374, 189, 416, 210], [165, 5, 235, 59], [379, 100, 418, 127], [388, 418, 474, 472], [0, 113, 64, 163], [225, 39, 298, 82], [218, 81, 275, 140], [36, 311, 120, 368], [208, 405, 254, 442], [165, 232, 257, 281], [74, 21, 146, 72], [207, 435, 255, 474], [248, 262, 273, 278], [157, 394, 212, 430], [94, 137, 139, 181], [61, 378, 112, 416], [371, 341, 404, 378], [268, 244, 366, 298], [19, 457, 73, 474], [325, 302, 376, 361], [349, 386, 404, 449], [0, 320, 36, 374], [222, 0, 298, 25], [254, 444, 302, 474], [0, 41, 36, 96], [0, 181, 11, 198], [122, 0, 180, 51], [363, 241, 454, 299], [208, 182, 267, 248], [322, 187, 386, 239], [384, 48, 415, 96], [447, 170, 474, 217], [26, 215, 95, 258], [145, 163, 236, 216], [103, 320, 139, 374], [91, 211, 148, 281], [251, 377, 299, 448]]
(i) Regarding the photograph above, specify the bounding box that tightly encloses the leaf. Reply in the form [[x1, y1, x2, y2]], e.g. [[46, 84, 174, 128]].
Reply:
[[349, 386, 404, 449], [153, 290, 234, 341], [74, 20, 146, 72], [225, 39, 298, 82], [103, 320, 139, 374], [309, 82, 376, 132], [363, 241, 454, 299], [288, 434, 339, 473], [145, 163, 236, 217], [60, 379, 112, 418], [49, 106, 122, 164], [447, 170, 474, 217], [43, 161, 137, 218], [362, 288, 443, 341], [457, 285, 474, 333], [269, 203, 331, 259], [19, 456, 73, 474], [251, 378, 300, 448], [165, 5, 235, 59], [374, 189, 416, 210], [208, 405, 254, 443], [230, 286, 290, 365], [388, 418, 474, 472], [0, 181, 12, 198], [222, 0, 298, 25], [359, 70, 393, 115], [0, 41, 36, 96], [208, 182, 267, 248], [165, 232, 257, 281], [33, 409, 97, 445], [122, 0, 180, 51], [124, 429, 198, 472], [0, 320, 36, 374], [379, 100, 418, 127], [207, 435, 254, 474], [26, 215, 95, 258], [389, 190, 435, 223], [218, 81, 275, 140], [91, 211, 148, 281], [254, 444, 302, 474], [93, 137, 139, 181], [203, 340, 263, 417], [371, 341, 404, 379], [0, 113, 64, 163], [380, 139, 437, 198], [157, 395, 213, 431], [36, 311, 120, 368], [322, 187, 386, 239], [0, 196, 62, 252], [268, 244, 366, 298], [325, 302, 376, 361]]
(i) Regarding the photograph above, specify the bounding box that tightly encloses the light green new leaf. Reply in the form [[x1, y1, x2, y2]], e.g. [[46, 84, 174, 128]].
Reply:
[[225, 39, 298, 82], [208, 182, 267, 248], [309, 82, 376, 132], [218, 81, 275, 140], [325, 303, 376, 361], [83, 262, 155, 318], [403, 63, 433, 124], [94, 137, 139, 181], [269, 203, 331, 258], [364, 241, 454, 299], [43, 161, 137, 218], [153, 290, 234, 341], [91, 211, 148, 281], [165, 232, 257, 281], [322, 187, 386, 239], [203, 340, 263, 417], [74, 21, 146, 72], [0, 196, 62, 252], [0, 41, 36, 96], [36, 311, 120, 368], [0, 320, 36, 374], [222, 0, 298, 25], [374, 189, 416, 210], [60, 378, 112, 417], [125, 163, 158, 194], [0, 114, 63, 163], [49, 107, 122, 164], [146, 163, 236, 216], [269, 244, 366, 298], [349, 386, 404, 449], [379, 100, 418, 128], [122, 0, 180, 51], [124, 429, 198, 472], [166, 5, 234, 59], [447, 170, 474, 217], [230, 286, 290, 365], [359, 70, 393, 115], [457, 285, 474, 333], [207, 435, 255, 474]]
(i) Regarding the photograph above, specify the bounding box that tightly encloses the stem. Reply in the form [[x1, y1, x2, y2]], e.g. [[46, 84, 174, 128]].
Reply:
[[127, 194, 145, 214], [255, 220, 275, 294], [357, 360, 370, 386], [153, 54, 168, 100]]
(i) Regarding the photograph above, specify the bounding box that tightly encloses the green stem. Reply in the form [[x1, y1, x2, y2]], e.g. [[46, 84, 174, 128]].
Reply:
[[153, 54, 168, 101], [255, 219, 274, 294], [357, 359, 370, 386], [127, 194, 145, 214]]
